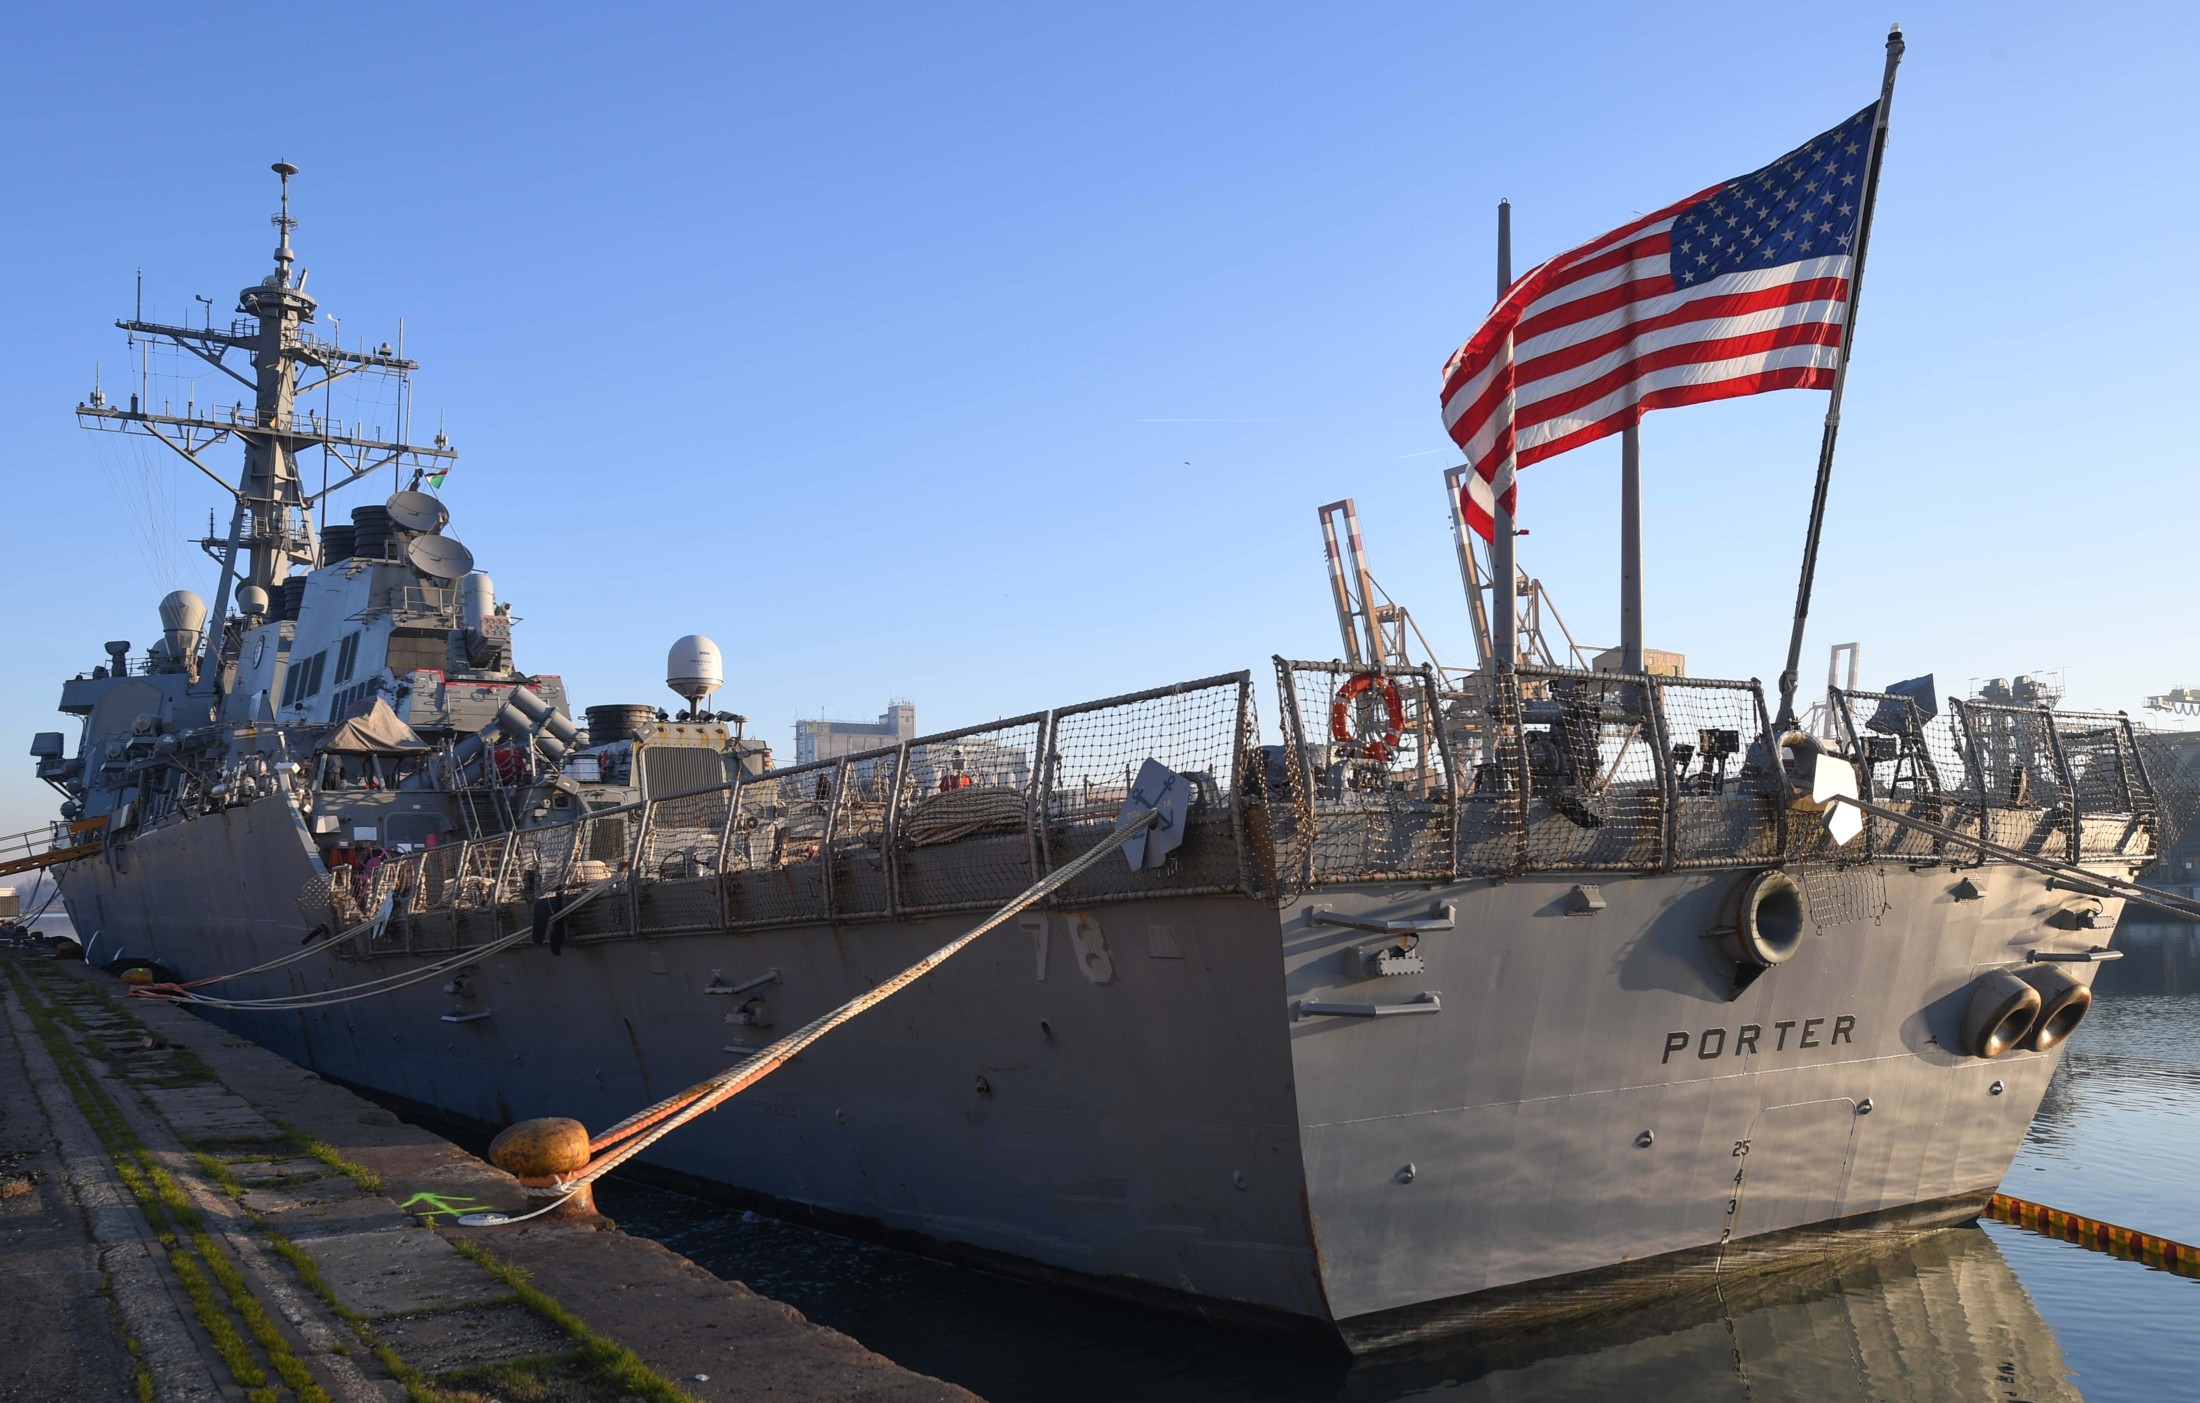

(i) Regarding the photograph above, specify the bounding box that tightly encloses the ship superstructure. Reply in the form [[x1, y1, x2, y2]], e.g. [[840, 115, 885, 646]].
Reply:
[[26, 167, 2163, 1349], [38, 165, 763, 880]]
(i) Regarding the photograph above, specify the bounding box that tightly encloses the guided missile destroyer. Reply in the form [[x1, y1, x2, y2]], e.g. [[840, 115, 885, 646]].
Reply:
[[25, 167, 2157, 1348]]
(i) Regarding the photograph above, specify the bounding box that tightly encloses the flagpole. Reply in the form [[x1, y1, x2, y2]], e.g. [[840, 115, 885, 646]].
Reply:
[[1775, 23, 1906, 728], [1492, 198, 1517, 674], [1620, 423, 1642, 672]]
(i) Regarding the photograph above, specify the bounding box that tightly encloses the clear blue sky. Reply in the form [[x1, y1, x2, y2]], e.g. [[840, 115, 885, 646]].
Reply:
[[3, 2, 2195, 832]]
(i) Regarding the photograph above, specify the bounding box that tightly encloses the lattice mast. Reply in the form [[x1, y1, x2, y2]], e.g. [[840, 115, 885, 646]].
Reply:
[[75, 162, 457, 671]]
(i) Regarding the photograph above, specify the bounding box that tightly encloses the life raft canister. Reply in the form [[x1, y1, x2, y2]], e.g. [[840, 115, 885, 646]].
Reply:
[[1331, 672, 1406, 763]]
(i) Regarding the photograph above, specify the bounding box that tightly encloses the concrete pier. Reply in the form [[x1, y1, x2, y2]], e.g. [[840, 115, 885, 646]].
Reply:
[[0, 949, 979, 1403]]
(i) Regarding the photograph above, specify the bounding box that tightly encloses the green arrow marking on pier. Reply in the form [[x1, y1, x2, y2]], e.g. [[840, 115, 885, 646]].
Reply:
[[401, 1191, 488, 1220]]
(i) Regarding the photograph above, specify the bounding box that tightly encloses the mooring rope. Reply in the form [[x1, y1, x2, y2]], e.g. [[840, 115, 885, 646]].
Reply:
[[536, 811, 1159, 1197], [134, 882, 612, 1012], [454, 1189, 581, 1228], [149, 909, 390, 993]]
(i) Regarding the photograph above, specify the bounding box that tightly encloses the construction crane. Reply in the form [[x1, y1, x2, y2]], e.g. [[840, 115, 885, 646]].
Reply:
[[1316, 499, 1424, 671], [1316, 485, 1605, 779], [2147, 687, 2200, 718], [1799, 642, 1861, 742], [1440, 464, 1591, 673]]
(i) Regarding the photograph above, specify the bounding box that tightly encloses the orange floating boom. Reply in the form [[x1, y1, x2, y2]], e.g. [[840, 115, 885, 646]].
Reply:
[[1988, 1193, 2200, 1280]]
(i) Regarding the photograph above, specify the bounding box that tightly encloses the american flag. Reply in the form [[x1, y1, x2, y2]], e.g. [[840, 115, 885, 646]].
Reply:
[[1444, 104, 1881, 541]]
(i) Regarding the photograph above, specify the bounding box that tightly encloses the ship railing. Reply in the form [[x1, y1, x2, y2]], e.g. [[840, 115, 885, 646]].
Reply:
[[0, 816, 106, 871], [387, 584, 456, 623], [1265, 659, 1798, 887], [1653, 674, 1789, 869], [1261, 661, 2160, 887], [344, 671, 1262, 956], [1829, 689, 2155, 867], [1825, 688, 1976, 862], [335, 664, 2173, 963], [1268, 661, 1457, 885], [346, 666, 2163, 960]]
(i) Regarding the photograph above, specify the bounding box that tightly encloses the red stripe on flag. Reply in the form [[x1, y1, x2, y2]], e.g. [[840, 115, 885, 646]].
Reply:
[[1515, 321, 1846, 429], [1513, 264, 1704, 346], [1519, 365, 1838, 468], [1461, 484, 1492, 541], [1525, 190, 1706, 279], [1439, 188, 1713, 407], [1448, 359, 1513, 452], [1531, 229, 1674, 296], [1518, 276, 1849, 381]]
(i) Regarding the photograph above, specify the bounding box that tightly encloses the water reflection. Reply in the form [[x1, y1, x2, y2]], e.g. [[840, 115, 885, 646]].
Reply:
[[2007, 922, 2200, 1251], [597, 1190, 2080, 1403], [1347, 1230, 2082, 1403], [1997, 936, 2200, 1401], [2096, 921, 2200, 997]]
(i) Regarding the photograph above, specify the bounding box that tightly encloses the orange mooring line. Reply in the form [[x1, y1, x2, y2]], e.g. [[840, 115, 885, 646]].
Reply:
[[1988, 1193, 2200, 1280]]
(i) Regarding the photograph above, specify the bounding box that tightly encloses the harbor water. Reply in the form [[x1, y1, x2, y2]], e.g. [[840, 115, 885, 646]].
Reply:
[[601, 925, 2200, 1402]]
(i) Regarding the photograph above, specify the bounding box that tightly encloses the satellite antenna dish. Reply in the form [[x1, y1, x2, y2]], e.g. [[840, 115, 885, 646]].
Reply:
[[406, 535, 475, 581], [386, 490, 450, 534]]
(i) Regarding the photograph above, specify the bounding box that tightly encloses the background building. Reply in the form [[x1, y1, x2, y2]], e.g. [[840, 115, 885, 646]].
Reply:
[[794, 702, 917, 765]]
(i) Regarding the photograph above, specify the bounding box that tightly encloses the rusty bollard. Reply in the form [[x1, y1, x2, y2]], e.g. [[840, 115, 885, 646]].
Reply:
[[487, 1117, 597, 1221]]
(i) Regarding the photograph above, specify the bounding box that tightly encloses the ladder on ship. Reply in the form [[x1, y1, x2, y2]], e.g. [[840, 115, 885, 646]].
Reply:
[[0, 817, 108, 879]]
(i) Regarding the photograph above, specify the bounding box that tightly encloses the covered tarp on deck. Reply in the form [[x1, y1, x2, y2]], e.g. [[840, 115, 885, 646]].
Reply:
[[317, 699, 428, 755]]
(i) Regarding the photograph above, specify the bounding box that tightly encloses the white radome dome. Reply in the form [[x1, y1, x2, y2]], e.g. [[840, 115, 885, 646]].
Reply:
[[666, 635, 724, 706]]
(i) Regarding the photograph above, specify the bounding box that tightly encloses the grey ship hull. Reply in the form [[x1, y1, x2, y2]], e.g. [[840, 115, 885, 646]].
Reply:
[[57, 793, 2102, 1347]]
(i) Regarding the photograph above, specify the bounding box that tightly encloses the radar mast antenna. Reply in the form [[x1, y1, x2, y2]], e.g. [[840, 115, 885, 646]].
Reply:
[[75, 162, 459, 679], [272, 159, 298, 275]]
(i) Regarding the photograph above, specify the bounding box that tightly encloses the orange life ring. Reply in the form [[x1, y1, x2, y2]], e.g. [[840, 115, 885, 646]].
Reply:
[[1330, 672, 1406, 762]]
